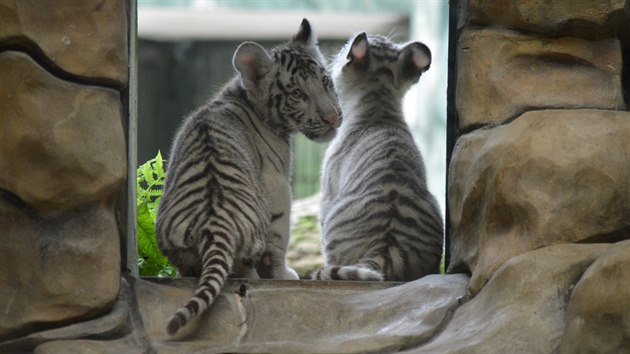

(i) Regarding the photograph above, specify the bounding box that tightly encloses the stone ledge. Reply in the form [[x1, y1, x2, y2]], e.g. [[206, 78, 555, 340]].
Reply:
[[146, 276, 403, 292], [7, 242, 629, 353], [3, 274, 468, 353], [140, 275, 468, 353]]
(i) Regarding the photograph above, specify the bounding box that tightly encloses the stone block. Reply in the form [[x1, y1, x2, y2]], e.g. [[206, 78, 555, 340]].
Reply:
[[34, 338, 145, 354], [1, 277, 130, 352], [0, 52, 126, 213], [0, 0, 128, 87], [559, 239, 630, 354], [405, 243, 610, 354], [469, 0, 630, 39], [0, 198, 121, 341], [456, 29, 624, 129], [448, 109, 630, 294], [137, 275, 469, 353]]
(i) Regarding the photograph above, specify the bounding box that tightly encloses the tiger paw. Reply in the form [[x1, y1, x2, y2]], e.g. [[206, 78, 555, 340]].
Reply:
[[278, 266, 299, 280]]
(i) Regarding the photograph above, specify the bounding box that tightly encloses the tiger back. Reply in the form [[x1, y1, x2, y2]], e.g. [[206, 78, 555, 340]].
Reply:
[[314, 33, 443, 282], [156, 19, 341, 338]]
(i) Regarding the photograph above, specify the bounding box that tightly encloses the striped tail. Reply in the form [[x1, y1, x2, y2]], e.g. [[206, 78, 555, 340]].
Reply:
[[166, 235, 233, 337], [312, 265, 384, 281]]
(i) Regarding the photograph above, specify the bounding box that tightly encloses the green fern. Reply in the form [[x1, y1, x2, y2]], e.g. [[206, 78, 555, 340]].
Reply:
[[136, 151, 176, 277]]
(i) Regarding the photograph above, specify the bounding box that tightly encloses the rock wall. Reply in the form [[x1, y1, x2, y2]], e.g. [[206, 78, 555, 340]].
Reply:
[[448, 0, 630, 293], [445, 0, 630, 351], [0, 0, 128, 342]]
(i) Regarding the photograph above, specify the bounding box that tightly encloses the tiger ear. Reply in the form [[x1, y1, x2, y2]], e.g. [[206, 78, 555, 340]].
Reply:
[[346, 32, 369, 71], [293, 18, 317, 47], [399, 42, 431, 82], [233, 42, 273, 88]]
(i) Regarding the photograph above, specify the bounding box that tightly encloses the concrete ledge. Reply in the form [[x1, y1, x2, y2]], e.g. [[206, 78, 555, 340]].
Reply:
[[139, 275, 468, 353]]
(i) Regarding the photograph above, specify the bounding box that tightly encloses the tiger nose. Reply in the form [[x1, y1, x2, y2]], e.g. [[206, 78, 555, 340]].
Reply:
[[324, 114, 342, 128]]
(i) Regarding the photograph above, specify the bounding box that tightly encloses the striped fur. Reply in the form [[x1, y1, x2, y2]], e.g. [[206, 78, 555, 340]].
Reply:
[[314, 33, 442, 282], [156, 19, 341, 338]]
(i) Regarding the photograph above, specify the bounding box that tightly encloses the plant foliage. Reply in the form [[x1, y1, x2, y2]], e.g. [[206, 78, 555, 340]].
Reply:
[[136, 151, 176, 277]]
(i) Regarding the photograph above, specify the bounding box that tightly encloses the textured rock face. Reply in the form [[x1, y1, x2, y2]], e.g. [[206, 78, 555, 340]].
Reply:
[[0, 52, 126, 213], [7, 242, 627, 353], [560, 239, 630, 354], [407, 244, 610, 354], [447, 0, 630, 351], [140, 275, 469, 353], [0, 0, 127, 343], [0, 198, 121, 341], [456, 29, 624, 128], [448, 109, 630, 294], [4, 276, 469, 353], [468, 0, 630, 38], [0, 0, 129, 87]]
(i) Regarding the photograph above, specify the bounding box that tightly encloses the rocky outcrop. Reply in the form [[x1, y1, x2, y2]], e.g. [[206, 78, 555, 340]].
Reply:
[[0, 0, 128, 343], [449, 0, 630, 297], [559, 239, 630, 354], [468, 0, 630, 39], [1, 275, 469, 353], [4, 241, 628, 353], [0, 52, 126, 213], [141, 275, 468, 353], [407, 244, 610, 354], [0, 0, 129, 87], [456, 30, 624, 129], [0, 198, 121, 342], [448, 109, 630, 294]]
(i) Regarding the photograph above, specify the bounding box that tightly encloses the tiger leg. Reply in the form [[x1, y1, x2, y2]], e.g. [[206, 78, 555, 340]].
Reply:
[[256, 209, 298, 280]]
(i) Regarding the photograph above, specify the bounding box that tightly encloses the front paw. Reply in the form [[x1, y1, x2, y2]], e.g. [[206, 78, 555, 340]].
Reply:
[[277, 266, 299, 280]]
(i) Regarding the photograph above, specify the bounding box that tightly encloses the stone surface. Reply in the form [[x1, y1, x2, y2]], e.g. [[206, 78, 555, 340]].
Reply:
[[559, 239, 630, 354], [139, 275, 468, 353], [1, 278, 129, 352], [0, 0, 128, 87], [0, 51, 126, 213], [35, 338, 145, 354], [448, 109, 630, 294], [456, 28, 624, 129], [0, 197, 121, 342], [468, 0, 630, 38], [406, 243, 611, 354]]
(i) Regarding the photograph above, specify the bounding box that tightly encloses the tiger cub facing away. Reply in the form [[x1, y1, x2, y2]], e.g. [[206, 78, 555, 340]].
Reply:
[[156, 19, 341, 337], [313, 33, 443, 282]]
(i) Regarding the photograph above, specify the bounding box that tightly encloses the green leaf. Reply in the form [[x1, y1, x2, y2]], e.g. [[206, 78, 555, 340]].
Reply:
[[136, 151, 174, 277]]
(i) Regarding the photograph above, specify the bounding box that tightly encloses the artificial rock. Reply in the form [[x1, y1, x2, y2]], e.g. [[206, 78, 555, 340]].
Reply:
[[456, 28, 624, 129], [468, 0, 630, 39], [0, 0, 128, 87], [0, 198, 121, 342], [559, 239, 630, 354], [406, 243, 611, 354], [0, 51, 126, 213], [16, 243, 624, 354], [8, 275, 468, 353], [139, 275, 469, 353], [448, 109, 630, 294]]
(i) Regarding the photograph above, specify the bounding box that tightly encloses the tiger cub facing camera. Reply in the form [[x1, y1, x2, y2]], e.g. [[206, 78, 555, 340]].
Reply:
[[314, 33, 443, 282], [156, 19, 341, 337]]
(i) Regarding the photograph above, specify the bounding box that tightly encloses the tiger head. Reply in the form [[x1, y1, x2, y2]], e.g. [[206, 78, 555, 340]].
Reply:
[[233, 19, 342, 142]]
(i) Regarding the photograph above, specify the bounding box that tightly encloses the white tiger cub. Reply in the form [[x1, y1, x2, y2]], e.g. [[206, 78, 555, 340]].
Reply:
[[156, 19, 341, 337], [313, 33, 443, 282]]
